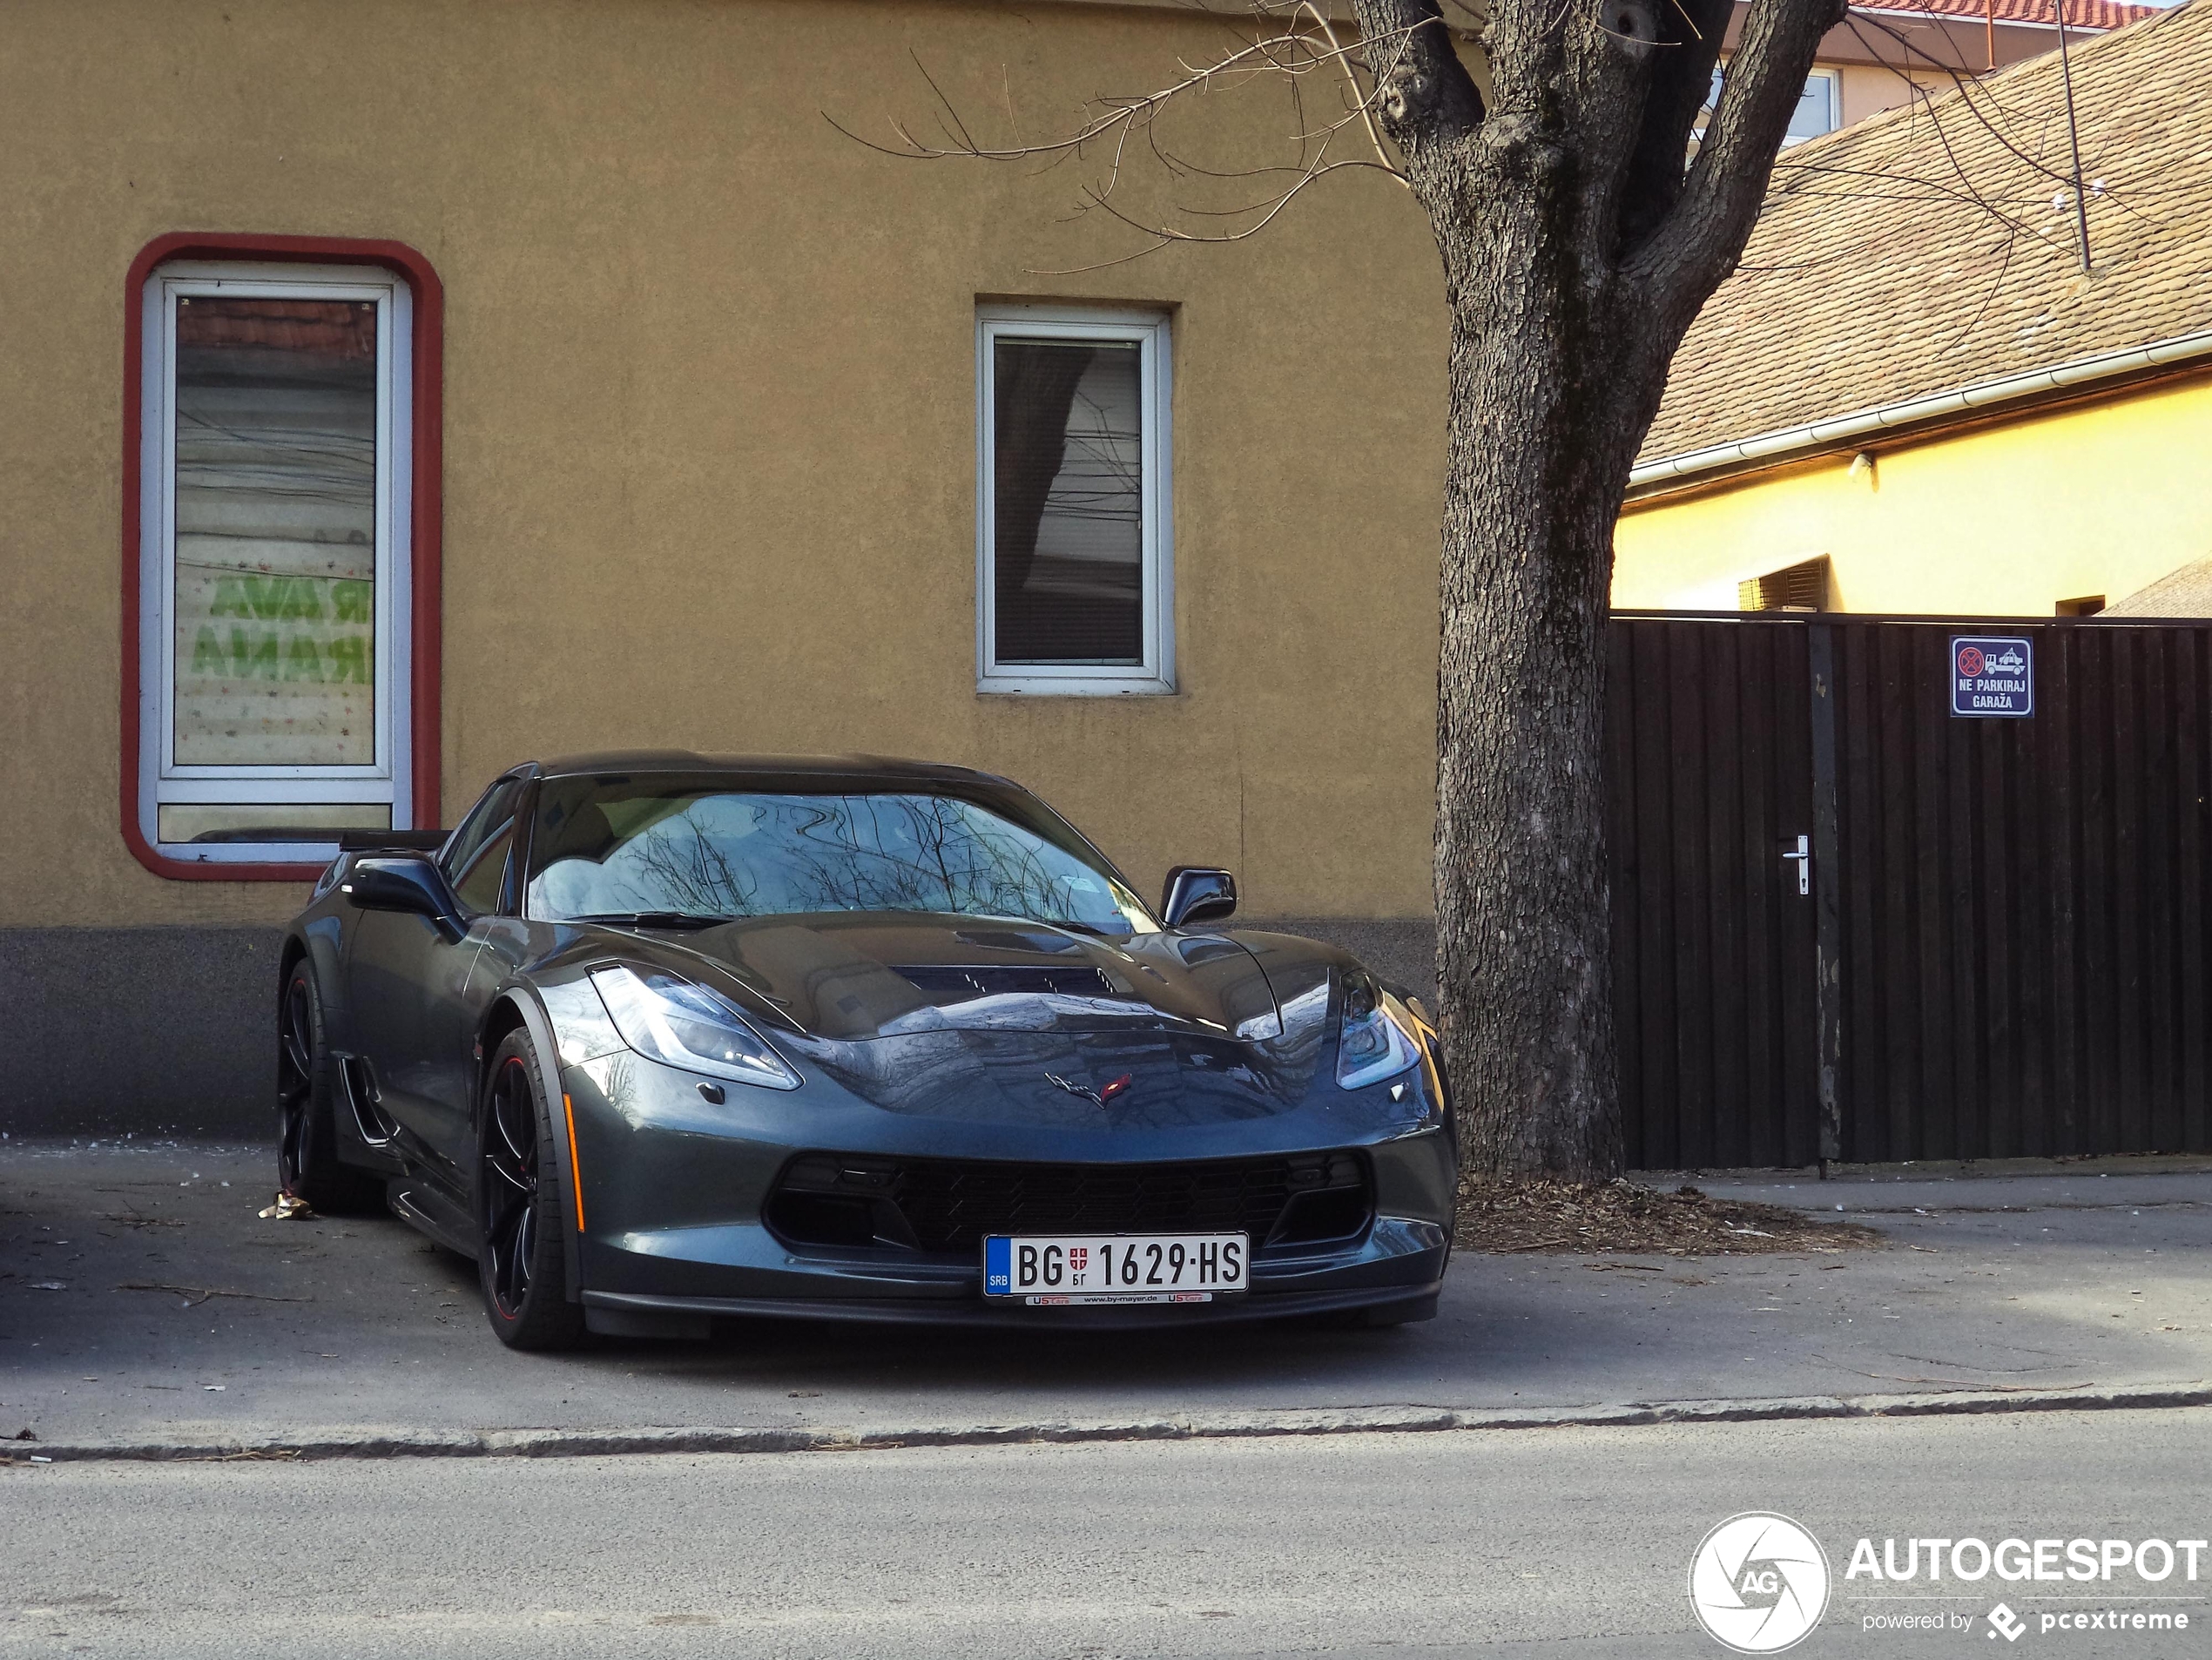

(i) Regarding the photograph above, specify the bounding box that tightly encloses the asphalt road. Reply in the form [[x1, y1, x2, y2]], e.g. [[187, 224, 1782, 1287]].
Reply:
[[6, 1144, 2212, 1447], [5, 1407, 2208, 1658]]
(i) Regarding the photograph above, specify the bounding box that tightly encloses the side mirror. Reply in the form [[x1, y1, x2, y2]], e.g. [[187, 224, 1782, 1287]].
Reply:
[[341, 854, 465, 941], [1162, 866, 1238, 929]]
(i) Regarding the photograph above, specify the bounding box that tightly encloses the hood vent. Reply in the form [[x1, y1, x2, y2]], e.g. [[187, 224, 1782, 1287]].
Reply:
[[892, 963, 1132, 1007]]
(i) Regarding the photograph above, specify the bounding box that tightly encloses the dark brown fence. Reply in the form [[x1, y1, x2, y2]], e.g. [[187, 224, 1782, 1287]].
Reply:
[[1608, 613, 2212, 1167]]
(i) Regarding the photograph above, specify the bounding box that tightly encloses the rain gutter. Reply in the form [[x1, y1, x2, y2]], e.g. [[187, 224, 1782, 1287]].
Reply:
[[1628, 326, 2212, 492]]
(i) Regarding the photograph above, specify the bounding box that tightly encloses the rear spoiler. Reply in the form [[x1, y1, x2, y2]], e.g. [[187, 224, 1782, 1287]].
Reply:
[[336, 829, 449, 854]]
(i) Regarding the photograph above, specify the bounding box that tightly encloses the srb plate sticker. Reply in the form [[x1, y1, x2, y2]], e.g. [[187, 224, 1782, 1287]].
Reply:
[[983, 1232, 1248, 1302]]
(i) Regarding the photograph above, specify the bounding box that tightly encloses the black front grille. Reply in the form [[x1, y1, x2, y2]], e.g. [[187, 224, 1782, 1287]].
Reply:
[[765, 1151, 1371, 1256]]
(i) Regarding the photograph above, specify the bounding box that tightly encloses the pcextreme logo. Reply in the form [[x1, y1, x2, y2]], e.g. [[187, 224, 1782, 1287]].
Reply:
[[1689, 1513, 1832, 1653]]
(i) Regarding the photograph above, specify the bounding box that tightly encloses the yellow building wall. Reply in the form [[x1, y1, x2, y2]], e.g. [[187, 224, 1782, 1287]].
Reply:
[[0, 0, 1451, 929], [1612, 373, 2212, 617]]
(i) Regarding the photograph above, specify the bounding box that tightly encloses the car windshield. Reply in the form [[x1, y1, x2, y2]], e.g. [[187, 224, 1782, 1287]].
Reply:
[[525, 778, 1156, 937]]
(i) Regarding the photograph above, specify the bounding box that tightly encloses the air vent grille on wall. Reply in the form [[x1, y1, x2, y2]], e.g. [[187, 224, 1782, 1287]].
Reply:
[[1738, 556, 1830, 612]]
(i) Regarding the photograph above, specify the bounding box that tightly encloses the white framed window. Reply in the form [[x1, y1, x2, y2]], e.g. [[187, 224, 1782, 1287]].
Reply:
[[136, 260, 415, 866], [976, 305, 1173, 695], [1787, 69, 1842, 145], [1698, 64, 1843, 149]]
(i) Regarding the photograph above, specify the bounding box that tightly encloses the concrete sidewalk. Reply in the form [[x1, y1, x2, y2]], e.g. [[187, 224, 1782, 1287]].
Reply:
[[3, 1141, 2207, 1455]]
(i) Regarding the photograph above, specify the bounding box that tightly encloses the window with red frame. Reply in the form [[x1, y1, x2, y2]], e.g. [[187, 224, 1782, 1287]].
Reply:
[[135, 257, 424, 867]]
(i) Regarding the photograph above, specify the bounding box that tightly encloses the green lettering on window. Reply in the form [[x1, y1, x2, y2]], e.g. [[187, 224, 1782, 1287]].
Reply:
[[323, 635, 371, 685], [279, 577, 324, 622], [283, 635, 324, 682], [242, 576, 287, 620], [208, 576, 251, 619], [332, 580, 371, 624], [238, 629, 280, 680]]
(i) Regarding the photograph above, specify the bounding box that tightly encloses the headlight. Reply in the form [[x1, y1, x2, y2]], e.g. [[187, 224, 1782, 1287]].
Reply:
[[589, 965, 800, 1091], [1335, 972, 1422, 1090]]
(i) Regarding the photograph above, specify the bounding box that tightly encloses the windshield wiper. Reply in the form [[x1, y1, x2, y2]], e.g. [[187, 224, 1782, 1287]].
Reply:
[[1037, 919, 1115, 937], [565, 911, 734, 931]]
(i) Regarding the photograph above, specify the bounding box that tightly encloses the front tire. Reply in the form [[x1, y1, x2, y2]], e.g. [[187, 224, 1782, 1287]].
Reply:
[[277, 961, 382, 1212], [476, 1030, 587, 1351]]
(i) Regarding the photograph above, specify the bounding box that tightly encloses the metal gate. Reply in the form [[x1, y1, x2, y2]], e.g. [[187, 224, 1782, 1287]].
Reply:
[[1608, 613, 2212, 1166]]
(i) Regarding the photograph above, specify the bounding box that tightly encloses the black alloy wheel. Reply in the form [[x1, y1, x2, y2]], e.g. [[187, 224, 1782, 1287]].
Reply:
[[476, 1029, 586, 1351], [276, 961, 381, 1211]]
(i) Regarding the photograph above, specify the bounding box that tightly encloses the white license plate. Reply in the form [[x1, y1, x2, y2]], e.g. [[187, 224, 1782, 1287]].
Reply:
[[983, 1233, 1248, 1303]]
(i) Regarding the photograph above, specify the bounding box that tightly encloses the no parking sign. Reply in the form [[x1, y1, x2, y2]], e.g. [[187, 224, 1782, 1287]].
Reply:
[[1951, 634, 2033, 717]]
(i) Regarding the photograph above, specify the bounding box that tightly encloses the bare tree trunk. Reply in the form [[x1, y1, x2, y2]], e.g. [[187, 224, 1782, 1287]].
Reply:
[[1432, 202, 1656, 1181], [1339, 0, 1839, 1182]]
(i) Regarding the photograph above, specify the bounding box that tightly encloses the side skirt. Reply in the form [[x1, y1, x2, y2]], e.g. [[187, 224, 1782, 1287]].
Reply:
[[387, 1174, 477, 1258]]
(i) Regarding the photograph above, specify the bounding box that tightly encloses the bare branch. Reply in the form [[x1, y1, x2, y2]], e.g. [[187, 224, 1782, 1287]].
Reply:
[[824, 24, 1403, 170], [1290, 0, 1402, 178], [1624, 0, 1847, 325], [822, 9, 1427, 270], [1029, 160, 1391, 275]]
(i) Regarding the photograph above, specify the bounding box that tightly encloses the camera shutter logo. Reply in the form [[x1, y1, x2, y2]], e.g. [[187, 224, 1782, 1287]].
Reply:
[[1689, 1513, 1831, 1653]]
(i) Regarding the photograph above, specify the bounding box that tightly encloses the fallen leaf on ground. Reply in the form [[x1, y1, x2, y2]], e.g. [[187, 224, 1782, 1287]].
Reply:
[[1457, 1177, 1884, 1257], [258, 1192, 314, 1221]]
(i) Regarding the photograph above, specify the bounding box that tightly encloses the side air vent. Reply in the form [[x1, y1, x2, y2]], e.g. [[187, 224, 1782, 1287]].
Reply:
[[336, 1054, 400, 1146]]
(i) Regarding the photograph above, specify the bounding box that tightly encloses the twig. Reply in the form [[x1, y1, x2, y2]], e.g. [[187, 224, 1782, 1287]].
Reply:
[[114, 1283, 313, 1308]]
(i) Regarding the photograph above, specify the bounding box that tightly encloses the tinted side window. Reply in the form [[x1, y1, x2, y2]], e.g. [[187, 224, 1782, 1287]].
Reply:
[[452, 818, 516, 915], [442, 778, 522, 912]]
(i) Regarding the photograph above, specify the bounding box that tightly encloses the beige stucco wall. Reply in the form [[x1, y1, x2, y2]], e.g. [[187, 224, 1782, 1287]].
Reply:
[[1832, 61, 1950, 127], [1611, 372, 2212, 615], [0, 0, 1451, 928]]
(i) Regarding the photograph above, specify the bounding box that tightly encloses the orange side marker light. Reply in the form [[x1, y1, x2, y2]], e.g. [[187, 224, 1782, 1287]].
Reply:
[[562, 1092, 587, 1233]]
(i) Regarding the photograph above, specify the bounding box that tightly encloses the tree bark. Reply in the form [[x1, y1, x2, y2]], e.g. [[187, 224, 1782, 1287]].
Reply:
[[1430, 192, 1661, 1183]]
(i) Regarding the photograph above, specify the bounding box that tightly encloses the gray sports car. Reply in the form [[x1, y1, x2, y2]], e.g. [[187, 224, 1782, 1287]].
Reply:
[[277, 754, 1455, 1348]]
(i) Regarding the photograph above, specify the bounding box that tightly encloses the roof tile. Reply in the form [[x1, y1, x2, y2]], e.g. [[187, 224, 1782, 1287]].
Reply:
[[1642, 0, 2209, 466], [1852, 0, 2160, 32]]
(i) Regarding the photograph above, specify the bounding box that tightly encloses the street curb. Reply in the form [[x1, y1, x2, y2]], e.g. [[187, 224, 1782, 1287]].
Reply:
[[6, 1382, 2209, 1465]]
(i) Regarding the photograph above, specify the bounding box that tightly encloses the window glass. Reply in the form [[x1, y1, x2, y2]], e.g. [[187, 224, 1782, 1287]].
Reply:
[[1787, 72, 1839, 142], [1697, 67, 1840, 147], [527, 779, 1155, 937], [452, 820, 515, 914], [172, 296, 378, 766], [443, 778, 522, 898], [992, 340, 1144, 665]]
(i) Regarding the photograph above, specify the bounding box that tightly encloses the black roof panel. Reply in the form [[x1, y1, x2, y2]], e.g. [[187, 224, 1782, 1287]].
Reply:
[[527, 752, 1014, 789]]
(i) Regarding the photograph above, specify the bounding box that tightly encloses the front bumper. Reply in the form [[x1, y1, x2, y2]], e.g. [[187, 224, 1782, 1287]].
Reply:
[[583, 1279, 1440, 1334], [558, 1046, 1455, 1327]]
